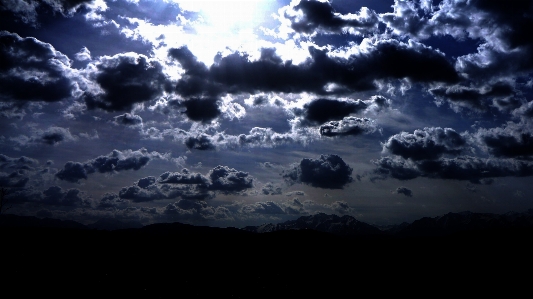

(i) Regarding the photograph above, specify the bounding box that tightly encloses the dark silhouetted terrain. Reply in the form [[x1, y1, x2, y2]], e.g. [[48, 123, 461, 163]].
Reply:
[[3, 211, 533, 297]]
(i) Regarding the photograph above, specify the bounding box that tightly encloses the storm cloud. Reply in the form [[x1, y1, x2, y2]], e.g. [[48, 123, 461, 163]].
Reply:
[[56, 148, 168, 183], [117, 165, 254, 202], [169, 39, 458, 99], [283, 154, 353, 189], [0, 31, 77, 103], [382, 127, 468, 161], [286, 0, 380, 34], [83, 53, 171, 112], [319, 117, 377, 137]]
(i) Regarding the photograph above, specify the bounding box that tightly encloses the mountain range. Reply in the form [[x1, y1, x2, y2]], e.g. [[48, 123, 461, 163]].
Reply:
[[3, 210, 533, 297], [3, 209, 533, 238]]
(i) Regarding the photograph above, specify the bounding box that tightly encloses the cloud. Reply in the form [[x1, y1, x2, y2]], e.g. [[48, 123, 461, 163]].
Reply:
[[262, 182, 283, 195], [117, 166, 254, 202], [42, 186, 89, 207], [319, 117, 377, 137], [184, 134, 216, 150], [473, 122, 533, 159], [207, 165, 254, 193], [0, 170, 30, 188], [163, 199, 233, 221], [394, 186, 413, 197], [382, 127, 468, 161], [159, 169, 210, 186], [97, 192, 129, 209], [113, 113, 143, 127], [283, 154, 353, 189], [286, 0, 379, 34], [56, 148, 167, 183], [0, 0, 96, 25], [83, 52, 171, 112], [172, 126, 306, 151], [39, 127, 78, 145], [0, 31, 77, 103], [8, 126, 79, 147], [240, 201, 285, 214], [303, 98, 368, 124], [0, 154, 39, 170], [169, 40, 458, 98], [236, 127, 298, 148], [430, 82, 519, 113], [74, 47, 92, 62], [372, 157, 421, 181], [0, 154, 54, 189], [181, 98, 221, 123], [373, 156, 533, 183]]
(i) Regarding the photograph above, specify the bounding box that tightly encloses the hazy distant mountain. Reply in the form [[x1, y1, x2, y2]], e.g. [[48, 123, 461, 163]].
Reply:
[[87, 218, 144, 230], [243, 212, 384, 237], [4, 209, 533, 238], [0, 214, 88, 230], [394, 210, 533, 237]]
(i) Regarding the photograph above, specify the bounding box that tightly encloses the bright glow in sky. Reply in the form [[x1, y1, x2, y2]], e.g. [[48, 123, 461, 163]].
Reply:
[[2, 0, 533, 229], [174, 0, 272, 30]]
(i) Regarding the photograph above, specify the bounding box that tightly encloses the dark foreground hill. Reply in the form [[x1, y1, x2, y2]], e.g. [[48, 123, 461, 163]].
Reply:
[[2, 212, 533, 297]]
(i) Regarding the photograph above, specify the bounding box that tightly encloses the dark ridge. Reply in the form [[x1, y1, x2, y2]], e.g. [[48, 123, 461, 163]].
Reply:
[[87, 218, 144, 230], [3, 211, 533, 297]]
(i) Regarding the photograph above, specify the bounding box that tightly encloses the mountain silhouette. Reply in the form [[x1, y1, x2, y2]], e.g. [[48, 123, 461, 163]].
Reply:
[[243, 212, 384, 237], [3, 210, 533, 297]]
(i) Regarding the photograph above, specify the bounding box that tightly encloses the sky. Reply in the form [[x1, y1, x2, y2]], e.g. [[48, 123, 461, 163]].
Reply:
[[1, 0, 533, 228]]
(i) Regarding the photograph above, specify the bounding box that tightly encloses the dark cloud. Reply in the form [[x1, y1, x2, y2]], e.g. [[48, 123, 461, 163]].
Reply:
[[42, 186, 88, 206], [283, 154, 353, 189], [117, 166, 253, 203], [304, 98, 368, 124], [97, 193, 128, 209], [40, 127, 77, 145], [8, 126, 79, 147], [262, 182, 282, 195], [0, 154, 39, 170], [394, 186, 413, 197], [119, 173, 210, 202], [55, 162, 87, 183], [158, 169, 209, 186], [168, 46, 219, 98], [182, 98, 221, 123], [430, 82, 519, 112], [208, 166, 254, 193], [252, 96, 269, 106], [163, 199, 233, 221], [241, 201, 285, 214], [474, 123, 533, 159], [56, 148, 166, 183], [0, 170, 30, 188], [319, 117, 377, 137], [83, 53, 171, 112], [287, 0, 379, 34], [0, 31, 76, 103], [0, 154, 51, 189], [435, 0, 533, 51], [367, 95, 391, 112], [118, 178, 166, 202], [113, 113, 143, 126], [374, 156, 533, 183], [372, 157, 421, 181], [237, 127, 296, 148], [184, 134, 216, 150], [169, 41, 458, 98], [382, 127, 468, 161], [514, 101, 533, 119], [380, 0, 434, 38], [0, 0, 95, 25]]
